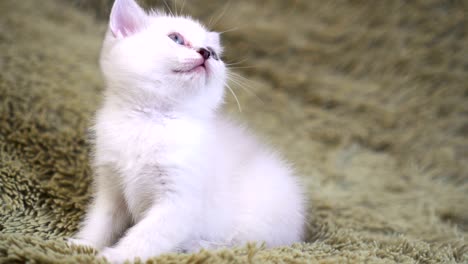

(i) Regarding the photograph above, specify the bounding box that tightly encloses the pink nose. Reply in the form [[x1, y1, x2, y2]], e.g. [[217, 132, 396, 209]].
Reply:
[[197, 48, 211, 60]]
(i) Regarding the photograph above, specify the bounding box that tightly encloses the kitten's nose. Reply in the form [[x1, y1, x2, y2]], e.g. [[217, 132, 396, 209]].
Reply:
[[197, 48, 211, 60]]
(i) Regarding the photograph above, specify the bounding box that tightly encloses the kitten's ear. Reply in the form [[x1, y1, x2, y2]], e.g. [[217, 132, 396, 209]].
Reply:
[[109, 0, 148, 38]]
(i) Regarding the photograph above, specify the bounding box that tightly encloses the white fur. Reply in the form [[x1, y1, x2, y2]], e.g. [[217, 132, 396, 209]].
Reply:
[[71, 0, 306, 263]]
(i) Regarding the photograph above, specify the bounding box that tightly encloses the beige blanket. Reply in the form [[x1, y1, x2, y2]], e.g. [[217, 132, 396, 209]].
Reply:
[[0, 0, 466, 262]]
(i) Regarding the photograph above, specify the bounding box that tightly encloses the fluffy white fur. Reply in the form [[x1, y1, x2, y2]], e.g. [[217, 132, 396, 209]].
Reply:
[[70, 0, 306, 262]]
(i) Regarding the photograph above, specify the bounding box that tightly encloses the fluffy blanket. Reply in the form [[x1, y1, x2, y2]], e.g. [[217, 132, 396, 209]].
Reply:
[[0, 0, 466, 263]]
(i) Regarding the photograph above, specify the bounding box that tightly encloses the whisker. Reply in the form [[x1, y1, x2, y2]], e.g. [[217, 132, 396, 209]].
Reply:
[[208, 15, 214, 29], [172, 0, 177, 16], [226, 83, 242, 112], [227, 65, 258, 70], [209, 1, 231, 29], [227, 71, 255, 83], [224, 57, 249, 66], [218, 27, 239, 35], [179, 0, 186, 15], [231, 83, 263, 105], [227, 72, 264, 104], [162, 0, 174, 16], [228, 72, 257, 86]]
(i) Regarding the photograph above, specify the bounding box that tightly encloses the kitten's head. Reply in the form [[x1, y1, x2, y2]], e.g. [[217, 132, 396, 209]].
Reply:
[[100, 0, 226, 115]]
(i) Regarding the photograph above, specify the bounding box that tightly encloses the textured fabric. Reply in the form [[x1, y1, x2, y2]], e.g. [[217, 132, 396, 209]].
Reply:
[[0, 0, 466, 263]]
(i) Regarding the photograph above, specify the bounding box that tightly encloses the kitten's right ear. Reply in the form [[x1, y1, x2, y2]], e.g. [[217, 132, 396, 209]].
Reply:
[[109, 0, 148, 38]]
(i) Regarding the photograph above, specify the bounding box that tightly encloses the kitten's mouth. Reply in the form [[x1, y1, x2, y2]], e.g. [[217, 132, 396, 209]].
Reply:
[[173, 63, 206, 74], [172, 60, 206, 74]]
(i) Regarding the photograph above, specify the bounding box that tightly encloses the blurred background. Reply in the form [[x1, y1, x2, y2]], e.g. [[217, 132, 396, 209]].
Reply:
[[0, 0, 467, 262], [66, 0, 468, 180]]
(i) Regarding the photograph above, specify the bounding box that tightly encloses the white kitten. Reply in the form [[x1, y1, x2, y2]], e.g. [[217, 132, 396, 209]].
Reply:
[[70, 0, 306, 262]]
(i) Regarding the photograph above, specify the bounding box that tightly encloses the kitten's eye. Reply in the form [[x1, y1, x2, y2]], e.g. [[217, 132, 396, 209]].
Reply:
[[168, 33, 185, 45]]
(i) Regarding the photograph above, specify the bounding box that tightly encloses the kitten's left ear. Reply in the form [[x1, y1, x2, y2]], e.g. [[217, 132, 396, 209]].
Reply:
[[110, 0, 148, 38]]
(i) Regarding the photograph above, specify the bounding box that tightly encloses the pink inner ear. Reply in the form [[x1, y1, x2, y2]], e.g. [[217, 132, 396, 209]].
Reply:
[[110, 0, 147, 38]]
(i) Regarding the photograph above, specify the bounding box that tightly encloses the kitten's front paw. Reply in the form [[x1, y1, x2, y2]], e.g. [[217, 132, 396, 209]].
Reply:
[[100, 247, 129, 264], [67, 238, 96, 249]]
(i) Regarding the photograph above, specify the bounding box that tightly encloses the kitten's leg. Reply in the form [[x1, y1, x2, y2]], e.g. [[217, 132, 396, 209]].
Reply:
[[70, 166, 131, 250], [101, 197, 193, 263]]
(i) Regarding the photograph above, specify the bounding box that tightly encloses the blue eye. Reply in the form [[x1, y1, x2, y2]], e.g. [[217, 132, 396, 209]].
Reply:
[[168, 33, 185, 45]]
